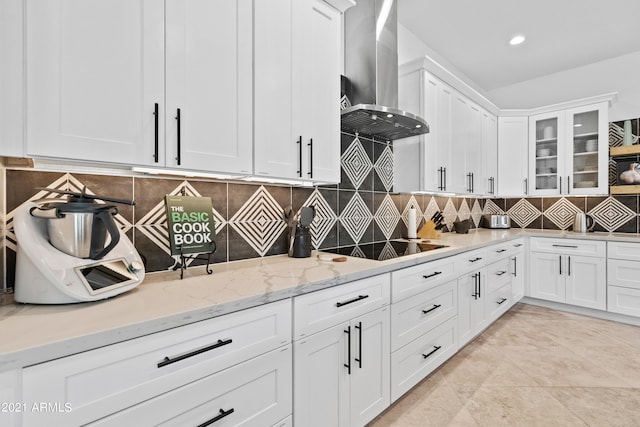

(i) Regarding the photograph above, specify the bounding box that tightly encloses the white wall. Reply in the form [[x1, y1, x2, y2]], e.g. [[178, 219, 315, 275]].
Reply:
[[399, 24, 640, 121]]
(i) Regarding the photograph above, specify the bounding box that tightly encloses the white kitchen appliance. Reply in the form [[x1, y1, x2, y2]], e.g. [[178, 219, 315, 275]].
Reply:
[[14, 191, 145, 304]]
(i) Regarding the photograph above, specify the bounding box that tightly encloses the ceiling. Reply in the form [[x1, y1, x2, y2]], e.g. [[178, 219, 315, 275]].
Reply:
[[398, 0, 640, 92]]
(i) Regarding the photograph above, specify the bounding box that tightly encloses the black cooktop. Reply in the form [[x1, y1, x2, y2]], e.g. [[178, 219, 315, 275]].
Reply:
[[323, 240, 448, 261]]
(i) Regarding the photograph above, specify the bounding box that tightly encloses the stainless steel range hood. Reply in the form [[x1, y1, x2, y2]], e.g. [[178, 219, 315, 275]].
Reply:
[[341, 0, 429, 141]]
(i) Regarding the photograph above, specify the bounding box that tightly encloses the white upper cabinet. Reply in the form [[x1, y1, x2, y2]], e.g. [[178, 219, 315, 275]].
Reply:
[[26, 0, 165, 166], [0, 0, 24, 157], [481, 111, 498, 196], [528, 102, 608, 196], [497, 116, 529, 197], [26, 0, 253, 174], [254, 0, 344, 183], [165, 0, 253, 174]]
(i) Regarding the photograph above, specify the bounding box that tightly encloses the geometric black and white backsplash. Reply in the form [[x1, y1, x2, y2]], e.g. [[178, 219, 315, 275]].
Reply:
[[3, 125, 640, 286]]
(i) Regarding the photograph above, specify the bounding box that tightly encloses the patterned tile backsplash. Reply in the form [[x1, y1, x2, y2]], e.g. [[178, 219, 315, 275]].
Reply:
[[2, 121, 640, 293]]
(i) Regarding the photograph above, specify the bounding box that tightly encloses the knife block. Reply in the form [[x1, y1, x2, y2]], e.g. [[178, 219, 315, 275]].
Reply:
[[417, 220, 441, 239]]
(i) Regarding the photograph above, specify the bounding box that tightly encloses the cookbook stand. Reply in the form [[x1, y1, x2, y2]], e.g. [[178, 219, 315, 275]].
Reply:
[[174, 242, 216, 280]]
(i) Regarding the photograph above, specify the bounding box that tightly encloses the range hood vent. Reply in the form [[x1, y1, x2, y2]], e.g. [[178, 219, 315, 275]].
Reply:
[[341, 0, 429, 141]]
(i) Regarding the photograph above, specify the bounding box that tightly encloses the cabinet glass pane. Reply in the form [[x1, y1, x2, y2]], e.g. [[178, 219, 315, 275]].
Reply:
[[534, 117, 558, 190], [571, 110, 599, 190]]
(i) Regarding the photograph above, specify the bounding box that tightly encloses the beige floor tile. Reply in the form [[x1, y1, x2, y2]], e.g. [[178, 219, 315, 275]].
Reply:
[[545, 387, 640, 427], [464, 385, 588, 427]]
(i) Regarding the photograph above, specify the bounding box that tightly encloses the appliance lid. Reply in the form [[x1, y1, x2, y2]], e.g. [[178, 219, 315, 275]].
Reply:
[[341, 0, 429, 141]]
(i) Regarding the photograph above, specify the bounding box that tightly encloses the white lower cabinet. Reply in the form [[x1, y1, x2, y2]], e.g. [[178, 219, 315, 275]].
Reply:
[[607, 241, 640, 317], [21, 300, 291, 426], [89, 345, 292, 427], [457, 268, 487, 347], [293, 274, 390, 427], [529, 238, 606, 310]]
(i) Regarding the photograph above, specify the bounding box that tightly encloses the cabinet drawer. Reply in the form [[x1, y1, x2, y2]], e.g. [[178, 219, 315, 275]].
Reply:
[[530, 237, 605, 257], [391, 317, 457, 402], [486, 282, 512, 322], [454, 248, 488, 273], [608, 286, 640, 317], [608, 259, 640, 290], [608, 241, 640, 261], [22, 300, 291, 427], [485, 257, 512, 295], [89, 346, 292, 427], [390, 257, 456, 302], [486, 238, 525, 261], [391, 279, 457, 351], [293, 274, 390, 339]]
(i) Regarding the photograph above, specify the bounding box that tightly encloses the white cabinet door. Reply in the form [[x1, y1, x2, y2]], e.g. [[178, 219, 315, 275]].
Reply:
[[482, 111, 498, 196], [511, 252, 525, 301], [465, 103, 483, 194], [450, 94, 470, 194], [26, 0, 165, 166], [165, 0, 253, 174], [564, 102, 609, 195], [565, 255, 606, 310], [350, 307, 390, 427], [294, 322, 350, 427], [255, 0, 342, 183], [457, 270, 486, 347], [529, 111, 565, 196], [497, 116, 529, 196], [0, 0, 24, 157], [530, 252, 564, 302]]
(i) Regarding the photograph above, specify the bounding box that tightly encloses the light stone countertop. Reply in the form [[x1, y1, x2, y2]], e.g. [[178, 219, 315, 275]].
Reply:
[[1, 228, 639, 371]]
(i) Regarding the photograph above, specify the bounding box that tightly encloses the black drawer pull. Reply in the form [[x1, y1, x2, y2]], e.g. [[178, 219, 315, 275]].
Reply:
[[158, 338, 232, 368], [496, 249, 507, 253], [422, 304, 442, 315], [336, 294, 369, 307], [153, 102, 159, 163], [514, 243, 523, 247], [469, 257, 482, 263], [552, 244, 578, 249], [496, 271, 507, 276], [344, 326, 351, 375], [422, 345, 442, 359], [198, 408, 234, 427], [497, 298, 508, 305], [423, 271, 442, 279]]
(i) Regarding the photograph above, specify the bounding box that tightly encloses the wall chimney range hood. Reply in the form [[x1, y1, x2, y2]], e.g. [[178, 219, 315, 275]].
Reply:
[[341, 0, 429, 142]]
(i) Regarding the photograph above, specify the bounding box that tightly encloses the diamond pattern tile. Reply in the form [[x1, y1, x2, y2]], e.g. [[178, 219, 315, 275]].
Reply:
[[341, 137, 373, 189], [423, 197, 440, 223], [340, 192, 373, 243], [589, 197, 637, 232], [374, 194, 401, 239], [301, 189, 337, 249], [609, 122, 624, 148], [544, 198, 583, 230], [457, 199, 471, 221], [442, 198, 458, 231], [374, 145, 394, 192], [508, 199, 542, 228], [484, 199, 505, 215], [229, 186, 286, 257], [471, 199, 484, 227]]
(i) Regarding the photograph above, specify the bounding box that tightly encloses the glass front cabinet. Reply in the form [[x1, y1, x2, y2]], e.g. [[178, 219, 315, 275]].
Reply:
[[528, 102, 608, 196]]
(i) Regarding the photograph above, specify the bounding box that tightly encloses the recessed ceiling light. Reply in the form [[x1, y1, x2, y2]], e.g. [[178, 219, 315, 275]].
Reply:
[[509, 35, 525, 46]]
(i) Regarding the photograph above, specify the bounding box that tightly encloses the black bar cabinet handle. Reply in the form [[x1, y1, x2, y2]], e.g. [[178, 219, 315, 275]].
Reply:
[[307, 138, 313, 178], [443, 167, 447, 191], [158, 338, 232, 368], [423, 271, 442, 279], [524, 178, 528, 195], [568, 255, 571, 276], [198, 408, 235, 427], [297, 136, 302, 177], [478, 272, 481, 298], [496, 249, 507, 253], [175, 108, 181, 165], [559, 255, 562, 275], [354, 322, 362, 369], [514, 243, 523, 247], [567, 176, 571, 194], [422, 345, 442, 359], [469, 257, 482, 263], [153, 103, 159, 163], [471, 172, 474, 193], [422, 304, 441, 315], [437, 167, 443, 190], [472, 273, 478, 300], [559, 176, 563, 194], [496, 271, 507, 276], [344, 326, 351, 375], [336, 294, 369, 308], [552, 244, 577, 249], [497, 298, 507, 305], [512, 257, 517, 277]]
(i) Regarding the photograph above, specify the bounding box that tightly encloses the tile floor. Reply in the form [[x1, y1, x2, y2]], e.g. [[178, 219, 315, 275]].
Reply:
[[370, 303, 640, 426]]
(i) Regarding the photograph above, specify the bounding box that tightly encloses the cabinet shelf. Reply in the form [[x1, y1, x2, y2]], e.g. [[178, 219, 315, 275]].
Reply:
[[574, 151, 598, 157], [610, 145, 640, 157], [536, 155, 557, 160], [610, 185, 640, 195], [574, 132, 598, 139]]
